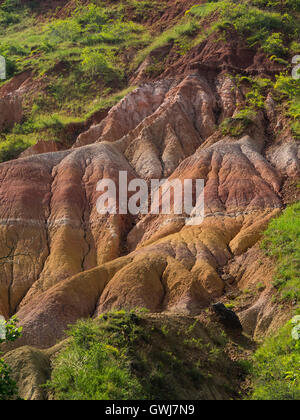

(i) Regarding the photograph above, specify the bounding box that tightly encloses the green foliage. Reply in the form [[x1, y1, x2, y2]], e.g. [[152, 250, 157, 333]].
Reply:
[[0, 0, 22, 28], [274, 74, 300, 100], [47, 310, 147, 400], [48, 310, 241, 400], [0, 316, 22, 344], [250, 318, 300, 400], [134, 19, 199, 68], [0, 134, 35, 163], [272, 74, 300, 139], [0, 1, 149, 112], [0, 316, 22, 401], [131, 0, 166, 21], [221, 108, 257, 137], [188, 2, 227, 18], [261, 202, 300, 302], [262, 33, 288, 57], [291, 121, 300, 140], [189, 0, 299, 57], [0, 0, 298, 160], [80, 48, 122, 81], [252, 0, 300, 13]]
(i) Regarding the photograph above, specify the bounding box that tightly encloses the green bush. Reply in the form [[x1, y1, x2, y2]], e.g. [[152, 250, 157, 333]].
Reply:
[[188, 2, 226, 18], [0, 316, 22, 401], [262, 33, 288, 57], [47, 311, 146, 400], [189, 1, 299, 54], [252, 0, 300, 13], [291, 121, 300, 140], [80, 48, 122, 82], [45, 19, 82, 44], [0, 134, 35, 163], [133, 19, 199, 67], [274, 74, 300, 100]]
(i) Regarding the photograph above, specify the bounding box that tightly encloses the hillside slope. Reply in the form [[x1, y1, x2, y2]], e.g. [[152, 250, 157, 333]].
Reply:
[[0, 0, 299, 400]]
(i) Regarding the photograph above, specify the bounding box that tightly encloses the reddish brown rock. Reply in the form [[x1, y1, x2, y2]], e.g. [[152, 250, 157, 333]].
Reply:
[[20, 140, 61, 158], [0, 93, 23, 131], [0, 74, 298, 348]]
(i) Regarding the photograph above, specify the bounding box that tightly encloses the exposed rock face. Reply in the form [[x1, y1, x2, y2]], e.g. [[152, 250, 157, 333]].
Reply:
[[212, 302, 243, 331], [20, 140, 61, 158], [0, 73, 299, 348], [4, 346, 51, 400], [0, 93, 22, 131]]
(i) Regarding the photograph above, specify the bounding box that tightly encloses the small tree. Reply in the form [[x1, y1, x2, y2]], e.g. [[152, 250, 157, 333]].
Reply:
[[0, 316, 22, 400]]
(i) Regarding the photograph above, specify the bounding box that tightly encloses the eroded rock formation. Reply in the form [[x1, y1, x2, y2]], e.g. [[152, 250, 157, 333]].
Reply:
[[0, 73, 299, 348]]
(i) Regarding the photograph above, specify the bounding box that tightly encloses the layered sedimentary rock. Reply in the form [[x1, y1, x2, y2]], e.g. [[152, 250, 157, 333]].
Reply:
[[0, 74, 299, 348]]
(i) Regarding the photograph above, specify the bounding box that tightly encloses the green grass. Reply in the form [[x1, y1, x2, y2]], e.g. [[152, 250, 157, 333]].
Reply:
[[0, 1, 152, 153], [0, 134, 35, 162], [248, 204, 300, 401], [47, 309, 244, 400], [189, 0, 299, 57], [188, 1, 227, 18], [221, 108, 257, 137], [133, 19, 199, 68], [47, 311, 146, 400], [250, 318, 300, 400], [0, 1, 150, 114], [261, 202, 300, 302], [0, 0, 299, 160]]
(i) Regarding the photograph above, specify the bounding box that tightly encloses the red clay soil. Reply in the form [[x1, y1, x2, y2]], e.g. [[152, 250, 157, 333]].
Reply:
[[159, 34, 286, 81]]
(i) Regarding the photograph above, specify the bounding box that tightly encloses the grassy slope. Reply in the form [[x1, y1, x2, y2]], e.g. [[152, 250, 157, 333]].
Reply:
[[0, 0, 299, 161], [250, 319, 300, 400], [250, 202, 300, 400], [47, 310, 250, 400]]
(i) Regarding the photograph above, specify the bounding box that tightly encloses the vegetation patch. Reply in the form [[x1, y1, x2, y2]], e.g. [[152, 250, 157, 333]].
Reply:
[[250, 317, 300, 400], [221, 108, 257, 137], [47, 310, 246, 400], [0, 316, 22, 401], [261, 202, 300, 302]]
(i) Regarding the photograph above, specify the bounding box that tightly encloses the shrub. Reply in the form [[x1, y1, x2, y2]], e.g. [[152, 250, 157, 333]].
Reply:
[[262, 33, 288, 57], [274, 74, 300, 100], [194, 1, 300, 53], [0, 0, 24, 28], [252, 0, 300, 13], [0, 134, 34, 163], [47, 309, 239, 400], [80, 48, 122, 82], [291, 121, 300, 140], [45, 19, 82, 44], [47, 311, 146, 400], [133, 18, 199, 67], [0, 316, 22, 401]]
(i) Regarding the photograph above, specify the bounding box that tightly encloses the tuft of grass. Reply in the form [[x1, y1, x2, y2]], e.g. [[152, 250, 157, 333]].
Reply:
[[221, 108, 257, 137]]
